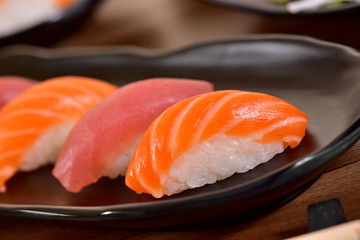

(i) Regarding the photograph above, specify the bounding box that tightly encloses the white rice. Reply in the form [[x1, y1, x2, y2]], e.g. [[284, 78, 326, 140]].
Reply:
[[104, 136, 143, 179], [20, 122, 75, 171], [163, 133, 285, 196]]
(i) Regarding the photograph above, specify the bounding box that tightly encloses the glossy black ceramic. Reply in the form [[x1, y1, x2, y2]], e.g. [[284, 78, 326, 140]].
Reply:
[[0, 35, 359, 229], [0, 0, 100, 47], [203, 0, 360, 15]]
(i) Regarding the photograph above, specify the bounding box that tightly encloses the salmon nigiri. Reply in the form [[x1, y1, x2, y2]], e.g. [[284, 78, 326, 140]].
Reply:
[[52, 78, 214, 193], [0, 76, 37, 109], [125, 90, 308, 198], [0, 76, 117, 192]]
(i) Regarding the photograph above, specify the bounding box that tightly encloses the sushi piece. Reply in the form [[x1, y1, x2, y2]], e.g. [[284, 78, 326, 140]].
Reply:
[[0, 76, 37, 109], [125, 90, 308, 198], [53, 78, 214, 193], [0, 76, 117, 192]]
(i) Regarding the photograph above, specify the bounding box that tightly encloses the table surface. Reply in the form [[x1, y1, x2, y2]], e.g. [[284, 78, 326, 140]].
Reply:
[[1, 0, 360, 239]]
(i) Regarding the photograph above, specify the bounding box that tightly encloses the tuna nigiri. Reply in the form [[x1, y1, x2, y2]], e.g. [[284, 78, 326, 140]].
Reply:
[[125, 90, 308, 198], [0, 76, 117, 192], [53, 78, 214, 193], [0, 76, 37, 109]]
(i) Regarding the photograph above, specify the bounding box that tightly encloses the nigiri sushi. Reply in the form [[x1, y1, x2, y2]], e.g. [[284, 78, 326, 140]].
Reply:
[[0, 76, 117, 192], [53, 78, 214, 193], [0, 76, 37, 109], [125, 90, 308, 198]]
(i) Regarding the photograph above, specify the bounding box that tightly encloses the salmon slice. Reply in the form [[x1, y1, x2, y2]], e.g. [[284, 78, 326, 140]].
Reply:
[[53, 0, 74, 8], [125, 90, 308, 198], [0, 76, 117, 192]]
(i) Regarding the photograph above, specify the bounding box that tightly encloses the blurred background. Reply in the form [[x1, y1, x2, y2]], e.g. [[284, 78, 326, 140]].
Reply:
[[57, 0, 360, 50], [1, 0, 360, 50], [51, 0, 360, 51]]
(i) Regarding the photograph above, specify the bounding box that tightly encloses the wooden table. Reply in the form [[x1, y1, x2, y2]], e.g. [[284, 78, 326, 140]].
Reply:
[[2, 0, 360, 239]]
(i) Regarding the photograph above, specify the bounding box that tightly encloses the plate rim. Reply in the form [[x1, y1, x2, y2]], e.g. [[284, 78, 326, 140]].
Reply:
[[0, 34, 359, 59], [0, 34, 360, 227]]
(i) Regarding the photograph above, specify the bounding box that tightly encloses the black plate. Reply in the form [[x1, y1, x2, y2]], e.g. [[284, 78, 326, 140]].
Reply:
[[203, 0, 360, 15], [0, 35, 359, 229], [0, 0, 100, 47]]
